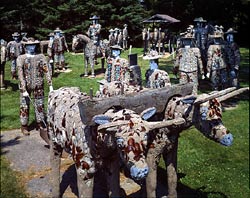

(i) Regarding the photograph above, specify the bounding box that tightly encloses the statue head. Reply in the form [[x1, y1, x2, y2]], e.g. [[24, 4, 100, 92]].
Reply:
[[225, 28, 237, 43], [90, 15, 100, 25], [12, 32, 20, 42], [22, 37, 40, 55], [110, 45, 123, 59]]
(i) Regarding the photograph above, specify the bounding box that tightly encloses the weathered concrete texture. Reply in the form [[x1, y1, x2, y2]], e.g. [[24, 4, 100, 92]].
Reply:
[[0, 129, 144, 198]]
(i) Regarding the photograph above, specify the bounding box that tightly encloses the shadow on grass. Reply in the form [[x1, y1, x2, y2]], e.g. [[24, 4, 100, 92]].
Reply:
[[4, 80, 19, 91]]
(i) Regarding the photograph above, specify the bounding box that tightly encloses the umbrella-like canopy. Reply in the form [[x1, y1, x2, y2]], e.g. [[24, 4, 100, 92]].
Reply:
[[142, 14, 180, 24]]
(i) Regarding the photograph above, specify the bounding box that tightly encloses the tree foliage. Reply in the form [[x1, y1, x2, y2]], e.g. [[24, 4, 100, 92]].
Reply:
[[0, 0, 248, 46]]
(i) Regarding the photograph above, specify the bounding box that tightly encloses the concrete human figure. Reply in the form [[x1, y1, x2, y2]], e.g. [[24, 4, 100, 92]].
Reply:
[[7, 32, 25, 79], [105, 45, 129, 83], [47, 32, 54, 75], [193, 17, 208, 71], [108, 28, 116, 46], [87, 15, 102, 65], [52, 27, 69, 72], [206, 35, 228, 90], [113, 28, 120, 45], [117, 31, 123, 48], [87, 15, 101, 46], [142, 27, 149, 55], [143, 49, 171, 89], [17, 37, 53, 145], [224, 28, 240, 88], [219, 25, 225, 39], [122, 24, 128, 50], [0, 39, 7, 89], [174, 37, 204, 95]]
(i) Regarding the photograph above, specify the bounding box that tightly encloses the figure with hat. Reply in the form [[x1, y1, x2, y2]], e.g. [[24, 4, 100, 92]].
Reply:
[[122, 24, 129, 50], [206, 34, 228, 91], [113, 28, 120, 45], [193, 17, 208, 70], [52, 27, 69, 72], [47, 32, 55, 75], [108, 28, 116, 46], [224, 28, 240, 88], [105, 45, 129, 82], [16, 37, 53, 146], [0, 39, 7, 89], [87, 15, 101, 46], [143, 50, 170, 88], [6, 32, 25, 79], [174, 36, 204, 95]]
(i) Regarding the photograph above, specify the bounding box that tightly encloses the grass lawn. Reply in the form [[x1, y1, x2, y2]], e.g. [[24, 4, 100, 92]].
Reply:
[[0, 47, 249, 197]]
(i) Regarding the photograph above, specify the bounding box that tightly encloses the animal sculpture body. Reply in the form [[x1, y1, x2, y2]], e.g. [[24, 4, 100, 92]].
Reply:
[[145, 87, 249, 198], [48, 87, 181, 197], [72, 34, 109, 77]]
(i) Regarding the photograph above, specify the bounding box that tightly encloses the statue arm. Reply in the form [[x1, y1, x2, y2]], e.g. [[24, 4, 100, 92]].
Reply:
[[196, 49, 204, 75], [41, 54, 52, 86], [16, 56, 26, 92]]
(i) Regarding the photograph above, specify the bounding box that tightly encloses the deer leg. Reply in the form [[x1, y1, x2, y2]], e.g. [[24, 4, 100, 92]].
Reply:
[[101, 57, 105, 73], [76, 166, 94, 198], [90, 58, 95, 78], [107, 154, 120, 197], [163, 138, 179, 198], [84, 58, 88, 77], [146, 147, 158, 198], [50, 140, 62, 198]]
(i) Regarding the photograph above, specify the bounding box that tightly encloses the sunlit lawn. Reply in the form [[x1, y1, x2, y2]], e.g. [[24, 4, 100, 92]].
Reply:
[[0, 48, 249, 197]]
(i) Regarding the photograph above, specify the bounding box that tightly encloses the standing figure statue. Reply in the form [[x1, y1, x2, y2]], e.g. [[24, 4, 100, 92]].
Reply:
[[0, 39, 7, 89], [7, 32, 25, 79], [122, 24, 128, 50], [113, 28, 120, 45], [105, 45, 129, 82], [47, 32, 54, 76], [87, 15, 101, 46], [142, 28, 149, 55], [143, 50, 170, 89], [87, 15, 102, 64], [224, 28, 240, 88], [108, 28, 116, 46], [193, 17, 208, 73], [52, 27, 69, 72], [174, 37, 204, 95], [16, 37, 53, 146], [117, 31, 123, 48], [206, 35, 228, 90]]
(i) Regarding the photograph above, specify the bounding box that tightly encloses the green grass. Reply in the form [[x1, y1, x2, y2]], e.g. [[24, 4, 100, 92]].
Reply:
[[0, 154, 28, 198], [0, 48, 249, 197]]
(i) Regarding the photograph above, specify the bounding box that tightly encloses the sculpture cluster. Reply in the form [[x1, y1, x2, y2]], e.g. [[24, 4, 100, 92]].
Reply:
[[47, 84, 248, 198]]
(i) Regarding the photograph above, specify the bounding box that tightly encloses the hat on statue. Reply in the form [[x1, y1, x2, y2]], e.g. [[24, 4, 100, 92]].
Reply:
[[89, 15, 100, 20], [225, 28, 237, 34], [143, 50, 162, 60], [22, 37, 40, 45], [12, 32, 20, 37], [110, 45, 123, 51], [54, 27, 62, 33]]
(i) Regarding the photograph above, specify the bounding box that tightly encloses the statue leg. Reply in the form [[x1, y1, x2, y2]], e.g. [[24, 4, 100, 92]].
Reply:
[[50, 141, 62, 198]]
